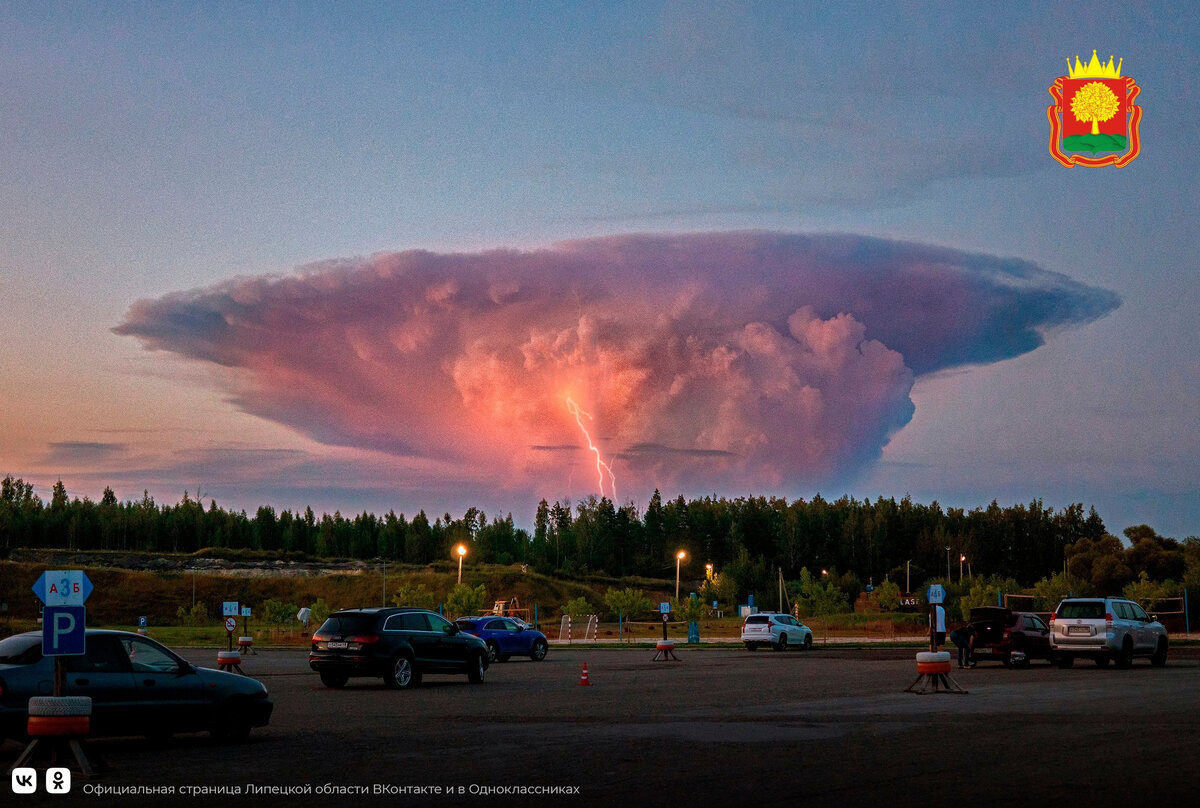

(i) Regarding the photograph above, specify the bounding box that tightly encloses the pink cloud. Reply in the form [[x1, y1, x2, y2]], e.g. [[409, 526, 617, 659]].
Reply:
[[114, 232, 1118, 505]]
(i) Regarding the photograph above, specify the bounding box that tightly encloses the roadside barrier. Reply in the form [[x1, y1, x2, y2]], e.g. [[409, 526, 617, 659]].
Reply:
[[652, 641, 681, 662], [11, 696, 106, 777], [905, 651, 967, 695], [217, 650, 244, 673]]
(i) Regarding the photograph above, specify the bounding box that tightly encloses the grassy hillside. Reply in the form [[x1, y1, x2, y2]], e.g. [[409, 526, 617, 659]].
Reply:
[[0, 554, 677, 631]]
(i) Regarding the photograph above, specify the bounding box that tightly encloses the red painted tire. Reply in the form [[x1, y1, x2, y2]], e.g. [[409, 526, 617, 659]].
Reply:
[[27, 715, 90, 737], [217, 651, 242, 664], [656, 641, 675, 651], [916, 661, 953, 674]]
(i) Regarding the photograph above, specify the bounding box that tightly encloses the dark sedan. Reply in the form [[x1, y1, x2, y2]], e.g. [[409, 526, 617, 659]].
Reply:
[[0, 630, 272, 743]]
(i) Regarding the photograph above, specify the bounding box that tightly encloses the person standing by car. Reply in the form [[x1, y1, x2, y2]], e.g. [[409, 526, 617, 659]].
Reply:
[[932, 603, 946, 650], [950, 622, 976, 668]]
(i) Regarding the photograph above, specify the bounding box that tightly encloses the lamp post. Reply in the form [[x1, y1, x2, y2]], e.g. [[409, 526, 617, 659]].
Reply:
[[456, 544, 467, 584], [906, 559, 911, 594], [946, 546, 951, 582], [705, 562, 714, 581], [675, 551, 687, 601], [959, 554, 965, 583]]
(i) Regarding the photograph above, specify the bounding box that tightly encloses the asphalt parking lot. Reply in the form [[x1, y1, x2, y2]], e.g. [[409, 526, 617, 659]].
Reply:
[[5, 645, 1198, 807]]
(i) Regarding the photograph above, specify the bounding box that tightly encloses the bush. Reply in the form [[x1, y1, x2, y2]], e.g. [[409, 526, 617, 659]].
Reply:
[[175, 601, 208, 627], [391, 582, 438, 610], [562, 596, 595, 618], [446, 583, 488, 617], [602, 587, 651, 621]]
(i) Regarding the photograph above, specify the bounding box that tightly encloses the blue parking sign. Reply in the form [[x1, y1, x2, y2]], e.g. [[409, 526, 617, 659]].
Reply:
[[42, 606, 86, 656]]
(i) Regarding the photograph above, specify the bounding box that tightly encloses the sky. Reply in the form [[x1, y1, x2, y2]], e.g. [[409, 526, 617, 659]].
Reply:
[[2, 2, 1198, 540]]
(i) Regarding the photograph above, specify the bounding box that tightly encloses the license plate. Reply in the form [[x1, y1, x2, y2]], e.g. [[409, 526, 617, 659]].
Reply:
[[1067, 626, 1090, 636], [327, 641, 348, 649]]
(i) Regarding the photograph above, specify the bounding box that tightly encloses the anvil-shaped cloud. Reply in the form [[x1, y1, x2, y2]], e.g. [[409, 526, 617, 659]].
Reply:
[[114, 232, 1119, 504]]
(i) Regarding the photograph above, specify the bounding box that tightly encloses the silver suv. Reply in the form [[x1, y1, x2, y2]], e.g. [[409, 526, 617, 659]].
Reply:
[[1049, 597, 1168, 668]]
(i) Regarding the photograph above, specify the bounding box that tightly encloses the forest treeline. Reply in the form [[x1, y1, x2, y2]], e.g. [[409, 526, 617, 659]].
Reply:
[[3, 476, 1197, 602]]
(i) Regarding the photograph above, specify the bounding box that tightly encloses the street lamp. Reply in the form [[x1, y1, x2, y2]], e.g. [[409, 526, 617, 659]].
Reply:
[[675, 550, 687, 601], [906, 559, 911, 594], [959, 554, 966, 583], [705, 562, 714, 581], [455, 544, 467, 584], [946, 546, 951, 582]]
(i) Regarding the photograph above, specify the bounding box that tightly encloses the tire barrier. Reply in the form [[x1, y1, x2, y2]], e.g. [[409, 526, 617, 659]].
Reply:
[[905, 651, 967, 695], [217, 650, 244, 673], [652, 641, 681, 662], [14, 696, 106, 777]]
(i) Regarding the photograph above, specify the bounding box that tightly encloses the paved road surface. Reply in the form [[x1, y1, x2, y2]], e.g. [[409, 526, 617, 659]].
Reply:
[[5, 646, 1197, 806]]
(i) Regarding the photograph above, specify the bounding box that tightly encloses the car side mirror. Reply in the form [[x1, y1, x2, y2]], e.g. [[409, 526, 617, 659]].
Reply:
[[444, 624, 459, 635], [516, 625, 525, 632]]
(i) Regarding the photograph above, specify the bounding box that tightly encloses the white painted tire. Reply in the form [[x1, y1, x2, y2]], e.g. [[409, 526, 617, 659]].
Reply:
[[915, 651, 951, 663], [217, 651, 242, 663], [28, 696, 92, 717]]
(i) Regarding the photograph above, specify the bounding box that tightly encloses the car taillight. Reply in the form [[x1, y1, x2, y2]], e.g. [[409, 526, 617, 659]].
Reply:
[[351, 635, 380, 644], [1050, 613, 1057, 623], [312, 634, 329, 644], [1106, 612, 1114, 627]]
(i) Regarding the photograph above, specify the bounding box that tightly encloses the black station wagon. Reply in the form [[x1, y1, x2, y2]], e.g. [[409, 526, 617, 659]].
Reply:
[[308, 607, 489, 689]]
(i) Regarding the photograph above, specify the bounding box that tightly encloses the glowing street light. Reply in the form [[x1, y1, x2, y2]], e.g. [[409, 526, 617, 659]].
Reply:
[[675, 550, 687, 601], [456, 544, 467, 584], [705, 562, 714, 581], [960, 553, 966, 583]]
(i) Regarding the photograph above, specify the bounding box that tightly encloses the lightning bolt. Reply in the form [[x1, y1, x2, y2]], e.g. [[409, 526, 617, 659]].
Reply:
[[566, 396, 618, 502]]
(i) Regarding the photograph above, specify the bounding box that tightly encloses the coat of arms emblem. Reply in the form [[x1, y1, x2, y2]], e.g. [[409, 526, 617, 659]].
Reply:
[[1048, 50, 1141, 167]]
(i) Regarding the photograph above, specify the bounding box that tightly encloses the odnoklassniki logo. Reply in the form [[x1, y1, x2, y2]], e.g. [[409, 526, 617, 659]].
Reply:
[[1048, 50, 1141, 167]]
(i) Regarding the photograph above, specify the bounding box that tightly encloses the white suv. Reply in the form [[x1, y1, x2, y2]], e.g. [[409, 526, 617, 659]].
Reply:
[[741, 613, 813, 651], [1049, 597, 1168, 668]]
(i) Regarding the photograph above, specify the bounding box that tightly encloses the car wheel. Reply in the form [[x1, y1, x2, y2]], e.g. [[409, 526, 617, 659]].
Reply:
[[385, 654, 420, 689], [1000, 652, 1012, 668], [1056, 654, 1075, 669], [774, 633, 788, 652], [1151, 638, 1168, 668], [530, 638, 548, 661], [1116, 638, 1134, 669], [802, 634, 813, 651], [320, 671, 348, 688], [467, 652, 486, 684], [486, 641, 501, 664], [744, 643, 757, 651], [1094, 656, 1110, 667]]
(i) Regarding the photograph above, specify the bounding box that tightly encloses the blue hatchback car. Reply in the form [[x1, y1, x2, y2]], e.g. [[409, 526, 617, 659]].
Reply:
[[455, 616, 548, 663]]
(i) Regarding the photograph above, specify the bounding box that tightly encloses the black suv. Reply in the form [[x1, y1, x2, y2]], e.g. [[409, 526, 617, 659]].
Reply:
[[309, 607, 489, 689]]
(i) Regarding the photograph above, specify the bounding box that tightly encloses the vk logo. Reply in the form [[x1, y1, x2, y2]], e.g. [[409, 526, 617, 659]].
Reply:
[[11, 767, 36, 794]]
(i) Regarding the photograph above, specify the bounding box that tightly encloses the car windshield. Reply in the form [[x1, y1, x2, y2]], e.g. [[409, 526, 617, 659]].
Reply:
[[0, 634, 43, 665], [1058, 601, 1105, 619], [317, 614, 377, 635]]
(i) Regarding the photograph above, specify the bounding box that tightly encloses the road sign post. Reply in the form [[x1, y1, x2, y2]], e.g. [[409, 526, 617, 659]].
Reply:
[[33, 571, 93, 699]]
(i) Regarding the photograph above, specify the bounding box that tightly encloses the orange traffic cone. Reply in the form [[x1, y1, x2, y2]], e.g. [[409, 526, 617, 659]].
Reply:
[[578, 662, 591, 686]]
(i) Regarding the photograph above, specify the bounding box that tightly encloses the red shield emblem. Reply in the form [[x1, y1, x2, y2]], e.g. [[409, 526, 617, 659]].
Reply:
[[1048, 52, 1141, 167]]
